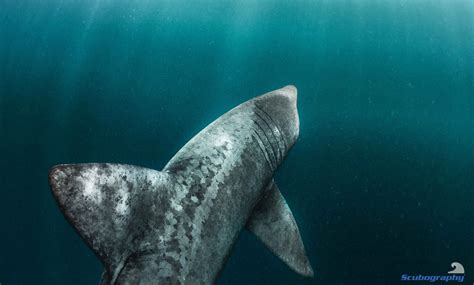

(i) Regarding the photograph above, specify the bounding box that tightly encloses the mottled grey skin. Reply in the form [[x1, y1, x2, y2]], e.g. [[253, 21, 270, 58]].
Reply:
[[49, 86, 313, 284]]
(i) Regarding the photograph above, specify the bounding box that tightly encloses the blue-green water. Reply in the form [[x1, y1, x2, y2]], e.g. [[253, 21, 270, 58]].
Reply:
[[1, 1, 473, 284]]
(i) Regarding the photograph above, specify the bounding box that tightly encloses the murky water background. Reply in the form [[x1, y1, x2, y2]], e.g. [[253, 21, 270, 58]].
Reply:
[[0, 1, 473, 284]]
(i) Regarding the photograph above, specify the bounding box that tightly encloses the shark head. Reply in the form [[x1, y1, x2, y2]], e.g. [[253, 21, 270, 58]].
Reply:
[[251, 85, 300, 156], [243, 85, 300, 170]]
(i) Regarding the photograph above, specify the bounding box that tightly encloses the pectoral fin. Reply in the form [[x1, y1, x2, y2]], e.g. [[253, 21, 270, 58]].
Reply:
[[48, 163, 172, 283], [246, 180, 314, 277]]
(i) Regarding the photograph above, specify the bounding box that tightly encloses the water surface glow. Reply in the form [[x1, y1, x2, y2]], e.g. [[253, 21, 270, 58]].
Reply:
[[0, 1, 472, 284]]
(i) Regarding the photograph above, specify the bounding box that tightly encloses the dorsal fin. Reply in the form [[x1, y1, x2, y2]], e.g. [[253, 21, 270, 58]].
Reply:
[[48, 163, 172, 282], [246, 180, 314, 277]]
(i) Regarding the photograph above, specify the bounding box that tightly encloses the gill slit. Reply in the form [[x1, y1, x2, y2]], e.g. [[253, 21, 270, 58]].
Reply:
[[252, 118, 279, 168], [255, 104, 287, 157], [251, 130, 275, 171], [254, 111, 281, 165]]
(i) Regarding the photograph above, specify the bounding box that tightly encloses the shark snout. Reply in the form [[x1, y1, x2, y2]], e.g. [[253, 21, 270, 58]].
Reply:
[[279, 85, 297, 100]]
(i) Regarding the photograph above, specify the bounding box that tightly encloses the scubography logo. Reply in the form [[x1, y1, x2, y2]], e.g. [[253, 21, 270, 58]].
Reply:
[[401, 262, 465, 283]]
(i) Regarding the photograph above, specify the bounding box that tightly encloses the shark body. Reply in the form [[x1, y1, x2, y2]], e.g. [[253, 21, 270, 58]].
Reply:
[[49, 85, 313, 284]]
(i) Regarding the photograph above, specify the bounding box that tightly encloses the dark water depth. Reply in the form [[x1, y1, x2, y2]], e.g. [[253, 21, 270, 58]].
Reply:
[[0, 1, 473, 284]]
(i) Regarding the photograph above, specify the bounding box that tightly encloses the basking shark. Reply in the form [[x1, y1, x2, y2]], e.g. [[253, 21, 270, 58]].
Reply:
[[49, 85, 313, 284]]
